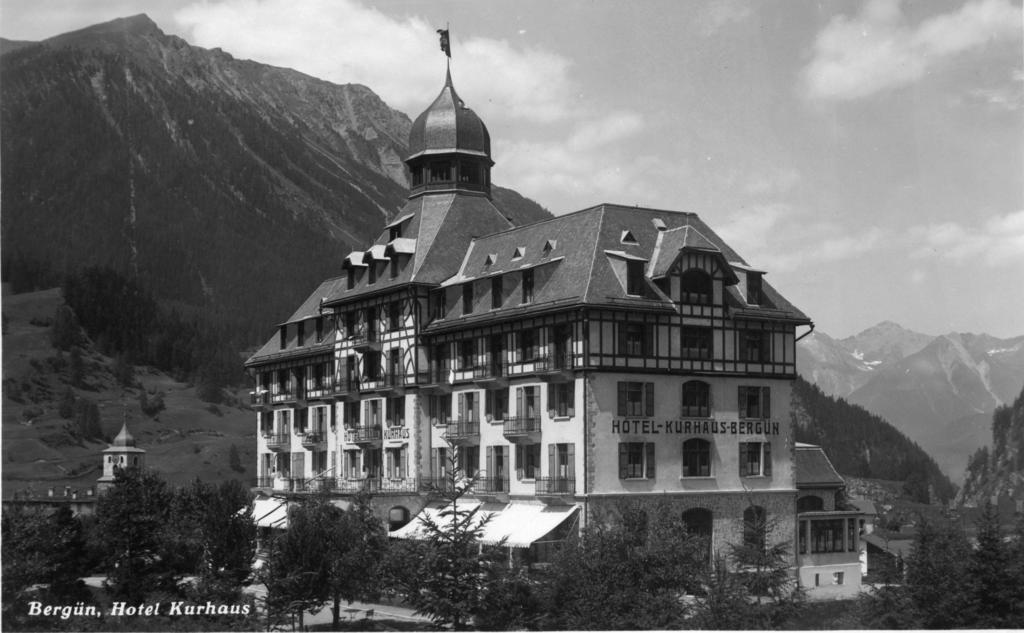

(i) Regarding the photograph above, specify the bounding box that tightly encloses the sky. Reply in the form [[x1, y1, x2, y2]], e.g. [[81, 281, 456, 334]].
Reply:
[[2, 0, 1022, 339]]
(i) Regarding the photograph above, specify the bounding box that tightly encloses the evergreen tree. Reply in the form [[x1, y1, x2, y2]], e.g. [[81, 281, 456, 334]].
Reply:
[[50, 304, 82, 350], [68, 346, 84, 388], [904, 516, 972, 628], [324, 492, 388, 628], [228, 444, 245, 473], [58, 386, 76, 419], [965, 502, 1023, 627]]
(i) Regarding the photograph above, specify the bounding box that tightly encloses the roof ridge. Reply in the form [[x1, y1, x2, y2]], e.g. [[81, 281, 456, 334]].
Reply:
[[582, 206, 607, 304]]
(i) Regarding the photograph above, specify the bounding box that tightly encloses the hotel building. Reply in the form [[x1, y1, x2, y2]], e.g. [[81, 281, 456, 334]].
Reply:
[[245, 64, 860, 594]]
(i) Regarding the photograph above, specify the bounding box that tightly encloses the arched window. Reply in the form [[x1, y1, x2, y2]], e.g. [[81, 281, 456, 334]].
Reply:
[[681, 381, 711, 417], [682, 508, 713, 563], [743, 505, 767, 551], [682, 439, 711, 477], [797, 495, 824, 513], [679, 269, 712, 304], [388, 506, 410, 531]]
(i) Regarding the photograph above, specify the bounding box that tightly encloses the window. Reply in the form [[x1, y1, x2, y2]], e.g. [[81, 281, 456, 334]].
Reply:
[[385, 447, 407, 479], [739, 442, 772, 477], [491, 275, 503, 309], [315, 317, 324, 343], [463, 282, 474, 314], [389, 224, 402, 241], [681, 381, 711, 417], [847, 518, 857, 553], [626, 259, 645, 296], [459, 445, 480, 476], [522, 269, 534, 303], [387, 396, 405, 427], [618, 322, 652, 356], [344, 450, 361, 479], [365, 308, 377, 338], [682, 439, 711, 477], [681, 327, 712, 360], [431, 289, 446, 320], [740, 330, 770, 362], [429, 161, 451, 182], [486, 389, 508, 421], [548, 382, 575, 417], [797, 496, 824, 513], [297, 321, 305, 347], [618, 442, 655, 479], [457, 391, 479, 423], [617, 382, 654, 417], [363, 399, 382, 427], [620, 230, 638, 245], [743, 505, 767, 551], [431, 447, 449, 478], [344, 401, 360, 428], [833, 572, 845, 585], [345, 312, 357, 338], [368, 260, 377, 285], [346, 270, 355, 290], [279, 325, 287, 349], [428, 394, 452, 424], [515, 386, 539, 421], [738, 386, 771, 419], [389, 301, 402, 330], [747, 272, 763, 305], [551, 443, 574, 479], [390, 256, 399, 278], [411, 167, 423, 186], [516, 443, 541, 479], [518, 329, 538, 362], [679, 269, 712, 304], [458, 339, 476, 371], [810, 519, 846, 554], [682, 508, 713, 563], [363, 351, 381, 380]]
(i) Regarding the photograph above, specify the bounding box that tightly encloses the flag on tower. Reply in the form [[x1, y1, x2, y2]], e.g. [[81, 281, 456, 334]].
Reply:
[[437, 28, 451, 57]]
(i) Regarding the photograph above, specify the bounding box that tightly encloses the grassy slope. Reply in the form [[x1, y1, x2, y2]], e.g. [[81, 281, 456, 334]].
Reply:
[[2, 287, 255, 496]]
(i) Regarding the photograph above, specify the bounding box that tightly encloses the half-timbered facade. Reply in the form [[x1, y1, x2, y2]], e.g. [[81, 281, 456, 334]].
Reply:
[[246, 65, 823, 574]]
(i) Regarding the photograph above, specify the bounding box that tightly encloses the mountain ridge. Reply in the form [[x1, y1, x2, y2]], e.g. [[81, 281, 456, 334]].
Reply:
[[1, 15, 552, 346]]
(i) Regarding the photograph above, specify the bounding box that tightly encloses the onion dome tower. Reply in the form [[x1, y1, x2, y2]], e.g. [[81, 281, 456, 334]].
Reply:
[[97, 422, 146, 492], [406, 68, 493, 199]]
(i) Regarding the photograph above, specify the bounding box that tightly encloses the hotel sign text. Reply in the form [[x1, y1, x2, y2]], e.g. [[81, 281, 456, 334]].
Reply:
[[611, 419, 780, 436]]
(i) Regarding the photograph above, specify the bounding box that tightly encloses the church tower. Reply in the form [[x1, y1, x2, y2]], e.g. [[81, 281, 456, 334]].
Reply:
[[97, 422, 146, 492]]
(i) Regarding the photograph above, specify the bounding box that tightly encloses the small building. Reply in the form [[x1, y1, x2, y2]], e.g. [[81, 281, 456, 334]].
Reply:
[[795, 443, 863, 599]]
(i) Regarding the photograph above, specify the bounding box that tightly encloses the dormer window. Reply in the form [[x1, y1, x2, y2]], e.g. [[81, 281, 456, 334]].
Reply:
[[463, 282, 474, 315], [680, 269, 712, 304], [747, 272, 763, 305], [297, 321, 305, 347], [512, 247, 525, 261], [484, 254, 496, 268], [626, 260, 645, 296], [522, 269, 534, 303], [543, 240, 556, 255], [279, 325, 287, 349], [491, 275, 503, 309], [621, 230, 638, 245], [368, 260, 377, 285]]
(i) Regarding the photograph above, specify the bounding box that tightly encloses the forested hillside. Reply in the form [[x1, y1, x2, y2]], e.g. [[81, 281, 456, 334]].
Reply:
[[791, 377, 956, 503], [959, 386, 1024, 506]]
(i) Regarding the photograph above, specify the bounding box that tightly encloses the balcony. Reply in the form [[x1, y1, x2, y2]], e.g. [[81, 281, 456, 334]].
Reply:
[[300, 431, 328, 450], [535, 351, 575, 382], [383, 373, 412, 394], [331, 378, 359, 401], [418, 368, 452, 394], [345, 426, 382, 445], [250, 390, 270, 407], [502, 416, 542, 443], [443, 420, 481, 445], [337, 477, 420, 494], [474, 476, 509, 495], [359, 375, 385, 392], [263, 433, 290, 451], [419, 476, 459, 495], [535, 477, 575, 496], [348, 330, 380, 352], [270, 389, 298, 404], [472, 362, 509, 388], [305, 380, 334, 401]]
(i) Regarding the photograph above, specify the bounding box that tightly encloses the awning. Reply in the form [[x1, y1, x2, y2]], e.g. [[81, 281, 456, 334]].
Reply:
[[389, 502, 579, 549], [478, 503, 579, 548], [388, 500, 482, 540], [250, 497, 353, 529]]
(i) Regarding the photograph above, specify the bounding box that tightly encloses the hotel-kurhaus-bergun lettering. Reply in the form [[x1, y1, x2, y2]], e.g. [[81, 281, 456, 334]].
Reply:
[[245, 62, 865, 599]]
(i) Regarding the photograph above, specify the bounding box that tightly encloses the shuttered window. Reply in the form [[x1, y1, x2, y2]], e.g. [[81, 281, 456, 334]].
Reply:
[[617, 382, 654, 417], [618, 442, 655, 479]]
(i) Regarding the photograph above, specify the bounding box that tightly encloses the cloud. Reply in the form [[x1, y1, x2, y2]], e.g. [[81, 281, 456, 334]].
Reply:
[[910, 210, 1024, 266], [716, 204, 887, 272], [496, 112, 656, 212], [697, 1, 754, 37], [742, 167, 801, 197], [802, 0, 1020, 102], [174, 0, 573, 123]]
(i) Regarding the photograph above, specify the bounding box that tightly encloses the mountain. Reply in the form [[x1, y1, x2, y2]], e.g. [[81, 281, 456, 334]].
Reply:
[[0, 15, 551, 345], [958, 386, 1024, 508], [791, 376, 957, 503], [798, 322, 1024, 481]]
